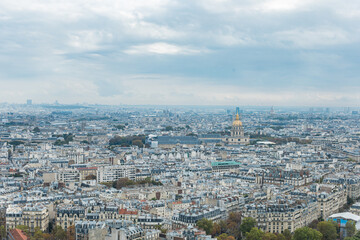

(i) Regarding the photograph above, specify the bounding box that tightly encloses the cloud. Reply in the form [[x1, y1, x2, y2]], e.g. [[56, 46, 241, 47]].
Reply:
[[272, 28, 352, 48], [0, 0, 360, 106], [124, 42, 208, 55]]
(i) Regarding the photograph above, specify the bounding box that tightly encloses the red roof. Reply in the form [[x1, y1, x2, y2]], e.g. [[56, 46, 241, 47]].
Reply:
[[9, 229, 29, 240], [119, 208, 138, 215]]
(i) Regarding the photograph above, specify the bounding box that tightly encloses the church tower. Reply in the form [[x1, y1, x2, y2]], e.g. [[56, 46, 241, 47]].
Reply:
[[224, 107, 250, 145], [231, 108, 244, 137]]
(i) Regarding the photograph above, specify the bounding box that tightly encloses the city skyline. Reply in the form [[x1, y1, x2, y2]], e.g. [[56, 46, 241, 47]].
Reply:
[[1, 0, 360, 106]]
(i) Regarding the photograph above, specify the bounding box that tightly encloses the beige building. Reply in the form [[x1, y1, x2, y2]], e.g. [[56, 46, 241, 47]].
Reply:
[[243, 200, 319, 233], [22, 205, 49, 232], [78, 167, 98, 180], [43, 172, 57, 184], [57, 168, 81, 183], [6, 204, 50, 233], [56, 206, 85, 230], [317, 185, 347, 219], [5, 205, 23, 230]]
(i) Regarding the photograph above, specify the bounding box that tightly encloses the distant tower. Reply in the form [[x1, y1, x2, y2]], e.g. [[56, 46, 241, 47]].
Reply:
[[26, 99, 32, 105], [270, 106, 274, 115]]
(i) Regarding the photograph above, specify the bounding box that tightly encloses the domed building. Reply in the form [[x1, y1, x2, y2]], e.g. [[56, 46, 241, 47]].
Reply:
[[224, 108, 250, 145]]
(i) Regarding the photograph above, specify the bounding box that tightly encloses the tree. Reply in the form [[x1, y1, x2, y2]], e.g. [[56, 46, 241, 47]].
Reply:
[[211, 222, 221, 236], [132, 139, 143, 148], [66, 225, 76, 240], [317, 221, 337, 240], [245, 227, 264, 240], [262, 232, 278, 240], [346, 220, 356, 238], [33, 228, 44, 240], [164, 126, 173, 131], [240, 217, 257, 236], [85, 174, 96, 180], [33, 127, 41, 133], [227, 212, 242, 239], [217, 233, 235, 240], [42, 233, 52, 240], [52, 225, 67, 240], [115, 125, 125, 130], [219, 220, 228, 234], [293, 227, 322, 240], [16, 225, 30, 236], [282, 229, 292, 240], [197, 218, 214, 235], [113, 178, 134, 189], [348, 196, 355, 206], [0, 226, 6, 239], [276, 233, 286, 240], [345, 230, 360, 240], [308, 219, 319, 229]]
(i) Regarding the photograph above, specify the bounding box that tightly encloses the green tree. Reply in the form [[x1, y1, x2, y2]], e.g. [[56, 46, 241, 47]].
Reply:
[[113, 178, 135, 189], [33, 127, 41, 133], [317, 221, 337, 240], [308, 220, 319, 229], [217, 233, 236, 240], [346, 220, 356, 238], [16, 225, 30, 236], [282, 229, 292, 240], [345, 230, 360, 240], [132, 139, 143, 148], [42, 233, 52, 240], [115, 125, 125, 130], [348, 197, 355, 206], [211, 222, 221, 236], [219, 220, 228, 234], [276, 233, 286, 240], [164, 126, 173, 131], [52, 225, 66, 240], [245, 227, 264, 240], [197, 218, 214, 235], [240, 217, 257, 236], [293, 227, 322, 240], [227, 212, 242, 239], [262, 232, 278, 240], [33, 228, 44, 240], [0, 225, 6, 239]]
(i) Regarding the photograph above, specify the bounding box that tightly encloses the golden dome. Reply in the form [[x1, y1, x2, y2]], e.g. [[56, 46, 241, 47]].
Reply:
[[232, 113, 242, 127]]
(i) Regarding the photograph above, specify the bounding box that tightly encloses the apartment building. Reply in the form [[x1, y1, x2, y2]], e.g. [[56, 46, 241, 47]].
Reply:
[[317, 185, 347, 219], [56, 206, 85, 230], [172, 206, 226, 228], [22, 205, 49, 232], [243, 200, 319, 233], [77, 167, 98, 181], [6, 204, 49, 233], [6, 206, 23, 230], [97, 165, 135, 183], [57, 168, 81, 183], [75, 221, 107, 240]]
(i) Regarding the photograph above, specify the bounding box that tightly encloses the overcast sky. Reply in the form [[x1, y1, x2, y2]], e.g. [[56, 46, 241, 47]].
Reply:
[[0, 0, 359, 106]]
